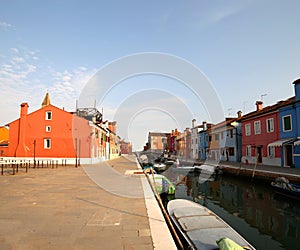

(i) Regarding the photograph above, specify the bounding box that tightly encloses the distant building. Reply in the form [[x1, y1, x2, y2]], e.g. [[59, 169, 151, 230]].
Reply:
[[191, 119, 201, 160], [204, 114, 242, 163], [198, 121, 212, 161], [0, 126, 9, 156], [120, 140, 132, 155], [147, 132, 170, 153]]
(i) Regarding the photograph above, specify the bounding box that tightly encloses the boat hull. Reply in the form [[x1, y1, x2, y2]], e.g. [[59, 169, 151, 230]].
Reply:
[[167, 199, 255, 250]]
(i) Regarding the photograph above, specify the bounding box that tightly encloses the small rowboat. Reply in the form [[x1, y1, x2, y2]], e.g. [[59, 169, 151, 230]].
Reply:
[[271, 177, 300, 200], [167, 199, 255, 250], [148, 174, 175, 195]]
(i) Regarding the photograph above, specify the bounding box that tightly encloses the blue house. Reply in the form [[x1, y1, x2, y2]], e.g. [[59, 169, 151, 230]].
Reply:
[[198, 121, 211, 161], [279, 79, 300, 168]]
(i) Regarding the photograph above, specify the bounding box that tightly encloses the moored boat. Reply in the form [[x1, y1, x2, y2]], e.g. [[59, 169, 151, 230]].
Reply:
[[167, 199, 255, 250], [271, 177, 300, 199], [148, 174, 175, 195], [153, 163, 167, 172]]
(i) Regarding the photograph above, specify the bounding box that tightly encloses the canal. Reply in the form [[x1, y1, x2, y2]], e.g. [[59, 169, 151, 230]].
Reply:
[[161, 166, 300, 250]]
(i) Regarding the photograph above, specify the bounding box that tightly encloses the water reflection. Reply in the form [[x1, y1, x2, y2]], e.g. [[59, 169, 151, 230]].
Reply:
[[162, 167, 300, 250]]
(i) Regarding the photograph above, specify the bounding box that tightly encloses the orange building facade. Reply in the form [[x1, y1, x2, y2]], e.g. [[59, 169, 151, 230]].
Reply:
[[1, 94, 116, 164]]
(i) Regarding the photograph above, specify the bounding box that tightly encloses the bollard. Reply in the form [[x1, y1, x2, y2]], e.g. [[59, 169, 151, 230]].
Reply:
[[26, 162, 28, 173], [16, 163, 19, 173], [1, 164, 3, 175], [12, 164, 15, 175], [56, 160, 58, 168]]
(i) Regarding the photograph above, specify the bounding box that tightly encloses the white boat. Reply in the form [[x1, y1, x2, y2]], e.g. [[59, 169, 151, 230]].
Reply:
[[153, 163, 167, 172], [167, 199, 255, 250]]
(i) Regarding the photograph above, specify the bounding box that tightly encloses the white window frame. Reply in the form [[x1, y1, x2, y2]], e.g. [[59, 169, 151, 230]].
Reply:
[[254, 121, 261, 135], [246, 145, 251, 156], [266, 118, 274, 133], [46, 126, 51, 132], [282, 115, 292, 132], [268, 146, 275, 157], [245, 124, 251, 136], [45, 111, 52, 120], [44, 138, 51, 149]]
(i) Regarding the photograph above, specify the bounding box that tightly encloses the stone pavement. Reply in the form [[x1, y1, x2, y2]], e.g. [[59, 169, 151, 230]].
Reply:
[[218, 160, 300, 184], [0, 156, 177, 250]]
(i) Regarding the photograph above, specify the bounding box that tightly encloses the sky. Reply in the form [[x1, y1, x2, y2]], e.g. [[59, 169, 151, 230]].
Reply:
[[1, 0, 299, 151]]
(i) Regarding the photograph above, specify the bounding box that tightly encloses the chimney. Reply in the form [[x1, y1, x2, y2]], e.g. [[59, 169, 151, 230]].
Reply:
[[202, 121, 207, 131], [293, 78, 300, 102], [237, 110, 242, 118], [20, 102, 29, 116], [192, 119, 196, 128], [255, 101, 263, 111], [16, 103, 29, 157]]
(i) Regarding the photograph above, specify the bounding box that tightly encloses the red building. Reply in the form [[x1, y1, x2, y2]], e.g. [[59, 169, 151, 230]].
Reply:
[[240, 99, 294, 166]]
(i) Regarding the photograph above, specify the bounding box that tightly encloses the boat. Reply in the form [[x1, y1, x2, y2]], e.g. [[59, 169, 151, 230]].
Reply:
[[167, 199, 255, 250], [194, 164, 222, 175], [153, 163, 167, 172], [271, 177, 300, 199], [148, 174, 175, 195]]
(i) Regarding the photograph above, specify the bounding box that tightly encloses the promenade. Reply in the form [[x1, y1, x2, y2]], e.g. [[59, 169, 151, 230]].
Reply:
[[218, 161, 300, 184], [0, 156, 176, 250]]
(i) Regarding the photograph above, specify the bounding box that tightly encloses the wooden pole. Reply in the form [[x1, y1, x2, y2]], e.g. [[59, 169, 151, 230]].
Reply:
[[252, 154, 259, 180]]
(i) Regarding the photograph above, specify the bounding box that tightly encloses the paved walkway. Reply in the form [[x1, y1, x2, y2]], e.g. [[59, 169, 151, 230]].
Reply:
[[0, 156, 176, 250], [218, 160, 300, 183]]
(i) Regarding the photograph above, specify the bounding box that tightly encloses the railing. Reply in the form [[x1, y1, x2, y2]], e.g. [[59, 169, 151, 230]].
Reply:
[[0, 158, 71, 176]]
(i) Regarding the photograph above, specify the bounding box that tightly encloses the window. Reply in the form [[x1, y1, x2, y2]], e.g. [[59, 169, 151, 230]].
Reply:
[[246, 145, 251, 156], [229, 147, 235, 156], [254, 121, 261, 135], [215, 133, 219, 141], [268, 146, 275, 157], [45, 111, 52, 120], [44, 138, 51, 149], [266, 118, 274, 133], [230, 129, 233, 138], [46, 126, 51, 132], [245, 124, 251, 136], [282, 115, 292, 132]]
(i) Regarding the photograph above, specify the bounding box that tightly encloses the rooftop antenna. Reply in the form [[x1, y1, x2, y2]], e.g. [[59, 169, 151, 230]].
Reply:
[[261, 94, 267, 102], [243, 101, 248, 114], [227, 108, 232, 117]]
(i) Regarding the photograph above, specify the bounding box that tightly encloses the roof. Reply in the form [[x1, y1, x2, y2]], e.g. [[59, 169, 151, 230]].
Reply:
[[148, 132, 170, 137], [240, 96, 295, 121], [207, 118, 237, 132]]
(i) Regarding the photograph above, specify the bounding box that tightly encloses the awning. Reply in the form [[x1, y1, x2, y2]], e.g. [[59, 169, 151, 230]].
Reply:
[[268, 138, 295, 147], [294, 140, 300, 146]]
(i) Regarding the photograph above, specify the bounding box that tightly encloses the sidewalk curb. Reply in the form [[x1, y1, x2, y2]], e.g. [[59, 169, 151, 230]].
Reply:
[[135, 157, 177, 249]]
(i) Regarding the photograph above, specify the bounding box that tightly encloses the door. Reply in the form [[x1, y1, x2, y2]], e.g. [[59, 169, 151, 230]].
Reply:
[[256, 146, 262, 163], [285, 144, 293, 167]]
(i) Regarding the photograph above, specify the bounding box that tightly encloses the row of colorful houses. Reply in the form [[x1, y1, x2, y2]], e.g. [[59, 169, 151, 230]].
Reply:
[[0, 93, 132, 164], [145, 79, 300, 168]]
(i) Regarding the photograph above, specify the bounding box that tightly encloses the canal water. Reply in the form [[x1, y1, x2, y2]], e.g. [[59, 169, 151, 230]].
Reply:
[[161, 166, 300, 250]]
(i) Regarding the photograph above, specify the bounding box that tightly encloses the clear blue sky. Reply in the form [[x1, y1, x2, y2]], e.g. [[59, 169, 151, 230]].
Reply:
[[1, 0, 299, 150]]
